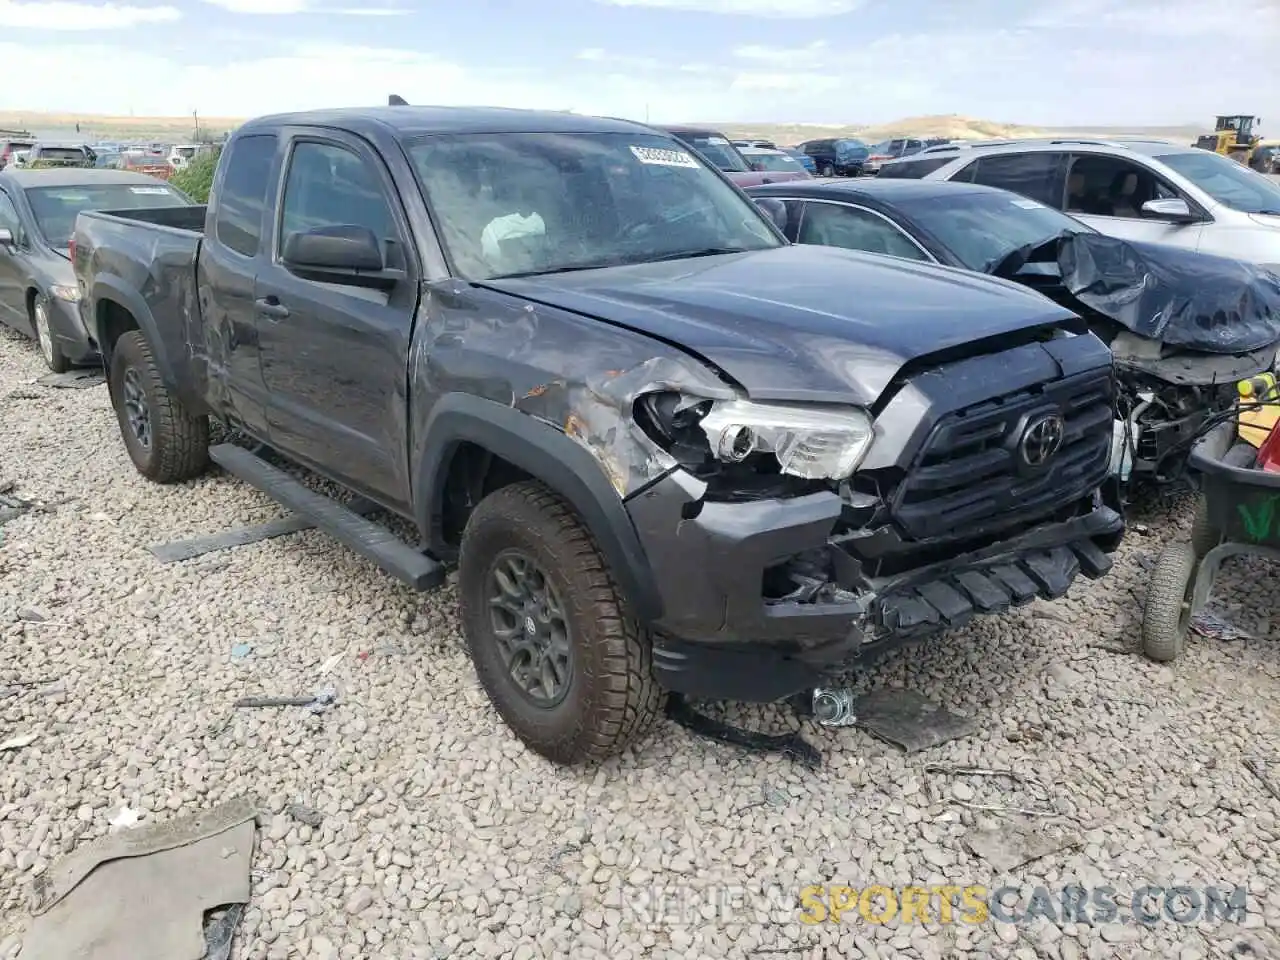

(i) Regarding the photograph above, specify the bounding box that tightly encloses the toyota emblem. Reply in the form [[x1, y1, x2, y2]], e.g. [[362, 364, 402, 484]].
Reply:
[[1020, 413, 1065, 467]]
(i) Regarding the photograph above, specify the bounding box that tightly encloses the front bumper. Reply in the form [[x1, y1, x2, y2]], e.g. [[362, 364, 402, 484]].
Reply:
[[625, 469, 1123, 702], [47, 296, 99, 364]]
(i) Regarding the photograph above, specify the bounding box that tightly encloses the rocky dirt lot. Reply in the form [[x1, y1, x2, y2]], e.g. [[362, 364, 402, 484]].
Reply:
[[1, 326, 1278, 960]]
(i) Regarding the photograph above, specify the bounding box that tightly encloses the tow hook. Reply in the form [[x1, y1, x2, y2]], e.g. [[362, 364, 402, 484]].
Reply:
[[811, 687, 857, 727]]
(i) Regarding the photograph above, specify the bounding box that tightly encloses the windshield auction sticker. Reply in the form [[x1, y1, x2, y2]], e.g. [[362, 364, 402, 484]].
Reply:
[[630, 145, 699, 168]]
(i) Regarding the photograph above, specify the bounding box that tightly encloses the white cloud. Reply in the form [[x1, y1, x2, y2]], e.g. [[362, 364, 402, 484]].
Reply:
[[0, 0, 179, 29], [732, 40, 826, 65], [200, 0, 408, 13], [593, 0, 861, 18], [3, 0, 1279, 128], [1023, 0, 1280, 38]]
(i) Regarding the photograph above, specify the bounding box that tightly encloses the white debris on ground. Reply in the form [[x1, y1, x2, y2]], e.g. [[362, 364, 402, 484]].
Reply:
[[1, 326, 1279, 960]]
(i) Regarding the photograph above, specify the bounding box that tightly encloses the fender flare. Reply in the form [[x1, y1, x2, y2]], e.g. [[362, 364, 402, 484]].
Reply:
[[415, 393, 664, 623], [90, 276, 178, 386]]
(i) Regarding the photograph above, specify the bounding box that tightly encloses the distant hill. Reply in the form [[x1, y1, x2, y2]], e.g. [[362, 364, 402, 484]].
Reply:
[[709, 115, 1207, 147], [0, 109, 1208, 147]]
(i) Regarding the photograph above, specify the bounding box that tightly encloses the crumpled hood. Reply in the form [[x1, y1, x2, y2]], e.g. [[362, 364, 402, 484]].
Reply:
[[1054, 232, 1280, 354], [481, 244, 1079, 406]]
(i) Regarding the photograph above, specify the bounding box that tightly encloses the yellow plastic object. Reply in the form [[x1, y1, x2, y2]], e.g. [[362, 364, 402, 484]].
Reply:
[[1237, 373, 1280, 447]]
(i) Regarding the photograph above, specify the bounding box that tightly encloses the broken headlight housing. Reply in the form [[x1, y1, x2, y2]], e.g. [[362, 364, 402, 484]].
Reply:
[[638, 392, 874, 481]]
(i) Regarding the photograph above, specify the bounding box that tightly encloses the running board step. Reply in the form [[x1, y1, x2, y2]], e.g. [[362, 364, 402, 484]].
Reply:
[[208, 443, 444, 591]]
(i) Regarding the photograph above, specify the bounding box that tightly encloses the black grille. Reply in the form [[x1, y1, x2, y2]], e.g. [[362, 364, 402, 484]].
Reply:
[[893, 367, 1114, 540]]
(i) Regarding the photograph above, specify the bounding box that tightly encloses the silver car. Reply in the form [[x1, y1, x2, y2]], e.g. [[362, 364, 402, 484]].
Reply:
[[882, 138, 1280, 271]]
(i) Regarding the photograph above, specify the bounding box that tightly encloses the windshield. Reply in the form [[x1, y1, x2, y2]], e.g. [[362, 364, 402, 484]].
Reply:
[[1156, 151, 1280, 214], [895, 189, 1093, 271], [409, 132, 782, 281], [749, 152, 803, 173], [677, 134, 750, 173], [25, 182, 189, 247]]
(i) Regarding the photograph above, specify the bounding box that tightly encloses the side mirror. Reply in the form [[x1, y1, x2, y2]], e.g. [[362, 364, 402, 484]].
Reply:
[[0, 227, 12, 247], [1141, 198, 1197, 223], [282, 225, 397, 288], [752, 198, 788, 232], [283, 224, 384, 271]]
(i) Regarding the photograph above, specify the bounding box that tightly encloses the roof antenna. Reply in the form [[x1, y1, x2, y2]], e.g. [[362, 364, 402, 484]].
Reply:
[[388, 94, 409, 106]]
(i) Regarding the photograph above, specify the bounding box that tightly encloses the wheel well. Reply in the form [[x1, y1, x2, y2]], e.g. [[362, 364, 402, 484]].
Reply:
[[438, 441, 533, 548], [97, 299, 140, 366], [24, 287, 37, 320]]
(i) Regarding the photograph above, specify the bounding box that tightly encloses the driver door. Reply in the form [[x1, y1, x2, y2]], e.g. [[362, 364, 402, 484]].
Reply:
[[254, 131, 420, 509]]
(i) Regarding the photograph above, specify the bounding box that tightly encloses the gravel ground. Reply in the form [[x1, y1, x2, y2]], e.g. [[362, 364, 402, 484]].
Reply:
[[1, 326, 1279, 960]]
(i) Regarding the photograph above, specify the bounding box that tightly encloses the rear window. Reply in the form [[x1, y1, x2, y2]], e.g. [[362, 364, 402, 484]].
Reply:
[[677, 135, 750, 173], [877, 156, 955, 179], [25, 182, 189, 248], [35, 147, 88, 162], [748, 152, 803, 173]]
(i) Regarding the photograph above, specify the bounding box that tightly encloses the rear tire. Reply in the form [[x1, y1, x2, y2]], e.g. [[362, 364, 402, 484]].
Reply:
[[458, 481, 664, 763], [1142, 542, 1197, 662], [109, 330, 209, 483]]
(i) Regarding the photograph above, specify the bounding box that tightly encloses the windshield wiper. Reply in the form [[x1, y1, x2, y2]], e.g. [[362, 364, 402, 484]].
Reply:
[[635, 246, 756, 264], [488, 257, 632, 279], [489, 247, 754, 279]]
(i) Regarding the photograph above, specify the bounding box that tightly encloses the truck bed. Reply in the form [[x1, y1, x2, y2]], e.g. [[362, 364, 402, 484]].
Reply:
[[74, 205, 208, 389], [91, 203, 208, 233]]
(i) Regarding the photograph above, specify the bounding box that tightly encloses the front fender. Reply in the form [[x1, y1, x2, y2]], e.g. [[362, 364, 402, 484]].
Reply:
[[415, 393, 665, 623]]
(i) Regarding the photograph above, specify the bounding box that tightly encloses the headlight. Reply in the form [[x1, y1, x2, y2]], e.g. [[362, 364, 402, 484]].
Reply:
[[696, 399, 874, 480], [49, 284, 80, 303]]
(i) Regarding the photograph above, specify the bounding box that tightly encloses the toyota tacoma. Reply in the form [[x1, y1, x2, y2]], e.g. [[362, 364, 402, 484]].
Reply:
[[73, 106, 1124, 763]]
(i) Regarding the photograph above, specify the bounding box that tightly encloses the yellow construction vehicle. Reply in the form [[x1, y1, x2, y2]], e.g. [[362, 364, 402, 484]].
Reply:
[[1193, 115, 1261, 164]]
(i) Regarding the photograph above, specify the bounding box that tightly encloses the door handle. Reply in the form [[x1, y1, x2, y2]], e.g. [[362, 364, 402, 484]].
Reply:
[[254, 297, 290, 320]]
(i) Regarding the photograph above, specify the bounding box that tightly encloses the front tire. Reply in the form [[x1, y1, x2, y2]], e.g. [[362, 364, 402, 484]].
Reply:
[[819, 163, 835, 178], [458, 481, 664, 764], [109, 330, 209, 483], [32, 296, 70, 374]]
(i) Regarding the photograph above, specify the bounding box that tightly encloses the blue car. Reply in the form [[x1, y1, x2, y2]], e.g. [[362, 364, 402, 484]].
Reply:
[[794, 138, 870, 177]]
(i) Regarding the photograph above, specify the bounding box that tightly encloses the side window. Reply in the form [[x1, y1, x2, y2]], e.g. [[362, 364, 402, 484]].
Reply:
[[796, 202, 929, 261], [950, 159, 979, 183], [214, 134, 277, 257], [279, 141, 397, 261], [0, 191, 19, 235], [1065, 154, 1178, 219], [969, 152, 1065, 206]]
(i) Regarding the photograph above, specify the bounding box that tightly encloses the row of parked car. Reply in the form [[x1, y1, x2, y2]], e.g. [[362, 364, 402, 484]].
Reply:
[[657, 126, 947, 183], [0, 130, 217, 179], [0, 104, 1276, 764]]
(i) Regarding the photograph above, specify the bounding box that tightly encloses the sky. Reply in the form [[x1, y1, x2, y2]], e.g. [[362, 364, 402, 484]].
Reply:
[[0, 0, 1278, 126]]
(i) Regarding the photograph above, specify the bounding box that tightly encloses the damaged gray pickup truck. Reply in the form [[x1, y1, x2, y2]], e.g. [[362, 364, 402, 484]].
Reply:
[[73, 106, 1124, 763]]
